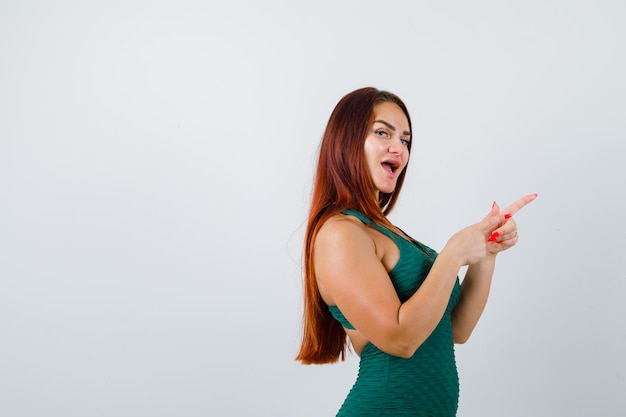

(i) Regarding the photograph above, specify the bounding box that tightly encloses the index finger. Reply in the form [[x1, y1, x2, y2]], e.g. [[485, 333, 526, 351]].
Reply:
[[503, 193, 538, 216]]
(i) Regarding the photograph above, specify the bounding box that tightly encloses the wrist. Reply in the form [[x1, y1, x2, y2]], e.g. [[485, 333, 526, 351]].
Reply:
[[472, 253, 497, 271], [438, 246, 466, 270]]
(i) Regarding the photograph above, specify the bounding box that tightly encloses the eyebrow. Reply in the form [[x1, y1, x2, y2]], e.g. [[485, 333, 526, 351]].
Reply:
[[373, 119, 411, 137]]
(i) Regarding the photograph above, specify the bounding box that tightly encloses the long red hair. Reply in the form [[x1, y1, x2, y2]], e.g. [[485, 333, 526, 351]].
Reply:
[[296, 87, 413, 364]]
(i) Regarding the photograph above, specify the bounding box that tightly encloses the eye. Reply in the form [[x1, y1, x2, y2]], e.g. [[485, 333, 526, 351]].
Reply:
[[400, 138, 410, 146], [375, 129, 389, 138]]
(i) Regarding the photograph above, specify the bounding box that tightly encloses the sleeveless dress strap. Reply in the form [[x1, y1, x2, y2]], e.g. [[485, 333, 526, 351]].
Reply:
[[341, 209, 402, 244]]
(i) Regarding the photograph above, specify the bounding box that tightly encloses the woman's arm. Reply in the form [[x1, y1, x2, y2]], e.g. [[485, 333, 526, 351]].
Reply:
[[315, 212, 501, 359], [317, 195, 537, 358], [452, 194, 538, 343], [451, 254, 496, 344]]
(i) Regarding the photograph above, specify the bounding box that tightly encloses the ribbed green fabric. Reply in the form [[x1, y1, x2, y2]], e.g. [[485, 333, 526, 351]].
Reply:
[[328, 210, 461, 416]]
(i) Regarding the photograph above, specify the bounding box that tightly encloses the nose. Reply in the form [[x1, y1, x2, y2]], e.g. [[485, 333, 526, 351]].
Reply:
[[389, 137, 406, 156]]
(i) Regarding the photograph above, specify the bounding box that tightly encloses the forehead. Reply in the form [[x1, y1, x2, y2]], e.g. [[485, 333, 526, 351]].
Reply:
[[372, 102, 410, 131]]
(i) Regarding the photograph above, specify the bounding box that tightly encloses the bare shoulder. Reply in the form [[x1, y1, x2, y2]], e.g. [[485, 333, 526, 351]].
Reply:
[[315, 213, 374, 253], [314, 214, 381, 303]]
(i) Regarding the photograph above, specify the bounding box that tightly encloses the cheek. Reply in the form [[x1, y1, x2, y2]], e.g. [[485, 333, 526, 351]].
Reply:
[[363, 141, 380, 166]]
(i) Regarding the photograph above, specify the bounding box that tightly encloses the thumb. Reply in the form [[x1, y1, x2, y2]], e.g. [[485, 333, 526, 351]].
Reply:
[[490, 201, 500, 217], [482, 202, 502, 233], [483, 201, 500, 220]]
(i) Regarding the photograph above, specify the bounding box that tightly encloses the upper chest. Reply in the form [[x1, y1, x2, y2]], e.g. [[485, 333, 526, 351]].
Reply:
[[361, 222, 438, 300]]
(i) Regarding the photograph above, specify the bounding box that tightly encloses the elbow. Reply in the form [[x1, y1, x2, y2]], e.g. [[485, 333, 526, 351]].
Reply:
[[375, 323, 434, 358], [387, 336, 424, 359]]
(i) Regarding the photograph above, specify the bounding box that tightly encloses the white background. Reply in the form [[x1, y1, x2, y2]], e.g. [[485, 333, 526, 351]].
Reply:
[[1, 1, 624, 416]]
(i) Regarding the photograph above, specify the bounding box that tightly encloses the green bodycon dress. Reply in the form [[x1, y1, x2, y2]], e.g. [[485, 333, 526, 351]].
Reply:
[[328, 210, 462, 416]]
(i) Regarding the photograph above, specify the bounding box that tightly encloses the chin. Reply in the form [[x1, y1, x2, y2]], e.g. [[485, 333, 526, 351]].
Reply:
[[377, 186, 397, 194]]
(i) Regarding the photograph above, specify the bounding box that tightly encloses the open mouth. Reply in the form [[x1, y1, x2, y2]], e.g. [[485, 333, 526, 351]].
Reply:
[[382, 161, 399, 174]]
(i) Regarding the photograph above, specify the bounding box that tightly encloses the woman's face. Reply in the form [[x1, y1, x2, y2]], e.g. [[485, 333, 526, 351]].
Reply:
[[363, 101, 411, 197]]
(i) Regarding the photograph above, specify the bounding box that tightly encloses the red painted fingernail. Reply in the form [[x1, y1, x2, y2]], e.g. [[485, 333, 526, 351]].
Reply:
[[488, 232, 500, 242], [504, 214, 512, 219], [492, 201, 497, 209]]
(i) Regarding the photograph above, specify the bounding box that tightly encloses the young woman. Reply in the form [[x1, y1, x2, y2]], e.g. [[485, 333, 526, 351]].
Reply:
[[296, 87, 536, 416]]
